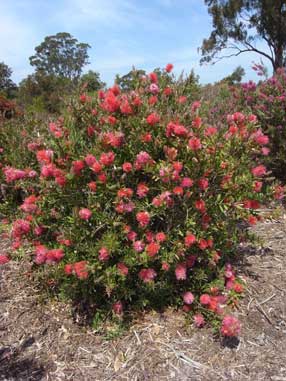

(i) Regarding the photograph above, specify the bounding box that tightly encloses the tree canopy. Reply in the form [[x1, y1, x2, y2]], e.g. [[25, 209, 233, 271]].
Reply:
[[0, 62, 17, 98], [29, 32, 90, 80], [201, 0, 286, 72]]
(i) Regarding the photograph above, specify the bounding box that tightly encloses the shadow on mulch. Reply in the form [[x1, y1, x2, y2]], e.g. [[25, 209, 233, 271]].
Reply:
[[0, 339, 46, 381]]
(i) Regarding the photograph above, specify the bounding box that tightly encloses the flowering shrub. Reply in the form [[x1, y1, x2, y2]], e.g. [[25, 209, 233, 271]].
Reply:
[[237, 68, 286, 182], [0, 64, 283, 335]]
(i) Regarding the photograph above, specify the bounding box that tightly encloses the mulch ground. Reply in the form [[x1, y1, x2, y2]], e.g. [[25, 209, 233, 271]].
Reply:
[[1, 211, 286, 381]]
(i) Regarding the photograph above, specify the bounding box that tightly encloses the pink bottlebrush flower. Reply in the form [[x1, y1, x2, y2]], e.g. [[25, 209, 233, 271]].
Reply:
[[0, 254, 10, 265], [88, 181, 97, 192], [79, 208, 92, 220], [149, 83, 159, 94], [46, 248, 64, 264], [139, 268, 157, 283], [200, 294, 211, 305], [181, 177, 194, 188], [193, 314, 205, 328], [183, 291, 194, 305], [162, 262, 170, 271], [136, 211, 150, 228], [99, 247, 110, 261], [122, 162, 133, 172], [251, 165, 267, 177], [117, 188, 133, 199], [127, 230, 137, 241], [204, 126, 217, 136], [191, 101, 201, 113], [221, 315, 241, 337], [261, 147, 270, 156], [175, 263, 187, 280], [85, 154, 97, 166], [134, 151, 154, 170], [91, 161, 103, 173], [133, 240, 145, 253]]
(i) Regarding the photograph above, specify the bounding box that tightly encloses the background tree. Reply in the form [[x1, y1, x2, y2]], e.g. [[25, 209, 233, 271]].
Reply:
[[0, 62, 17, 98], [201, 0, 286, 72], [80, 70, 105, 92], [222, 66, 245, 85], [29, 32, 90, 80], [115, 68, 146, 91]]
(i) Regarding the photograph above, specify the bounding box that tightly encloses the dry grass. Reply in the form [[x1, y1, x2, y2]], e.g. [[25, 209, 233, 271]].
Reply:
[[1, 210, 286, 380]]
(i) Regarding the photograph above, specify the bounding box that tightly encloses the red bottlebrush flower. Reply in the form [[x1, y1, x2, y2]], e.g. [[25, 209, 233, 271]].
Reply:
[[64, 264, 73, 275], [72, 160, 85, 175], [163, 86, 173, 96], [88, 181, 97, 192], [155, 232, 166, 242], [178, 96, 187, 104], [0, 254, 10, 265], [193, 314, 205, 328], [100, 151, 115, 166], [122, 162, 133, 172], [148, 95, 158, 105], [195, 199, 206, 213], [46, 248, 64, 264], [141, 132, 152, 143], [253, 181, 262, 192], [146, 242, 160, 257], [188, 137, 202, 151], [91, 161, 103, 173], [136, 211, 150, 228], [198, 239, 208, 250], [192, 116, 202, 129], [183, 291, 194, 305], [36, 149, 53, 164], [139, 268, 157, 282], [127, 230, 137, 241], [120, 99, 132, 114], [112, 301, 123, 315], [117, 263, 129, 276], [149, 72, 158, 83], [99, 247, 110, 261], [146, 112, 160, 126], [165, 63, 174, 72], [204, 126, 218, 136], [175, 263, 187, 280], [137, 183, 149, 198], [198, 178, 209, 191], [248, 215, 257, 225], [97, 172, 107, 183], [251, 165, 267, 177], [117, 188, 133, 199], [173, 186, 184, 196], [79, 208, 92, 221], [74, 261, 89, 279], [185, 233, 196, 247], [221, 315, 241, 337], [233, 283, 244, 293], [200, 294, 211, 305], [173, 124, 188, 137], [80, 94, 87, 103], [145, 231, 154, 243]]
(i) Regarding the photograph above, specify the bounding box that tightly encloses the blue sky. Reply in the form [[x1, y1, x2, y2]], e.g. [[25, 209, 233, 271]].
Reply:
[[0, 0, 272, 86]]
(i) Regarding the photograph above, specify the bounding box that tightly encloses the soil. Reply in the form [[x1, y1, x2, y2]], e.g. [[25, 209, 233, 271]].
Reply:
[[0, 211, 286, 381]]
